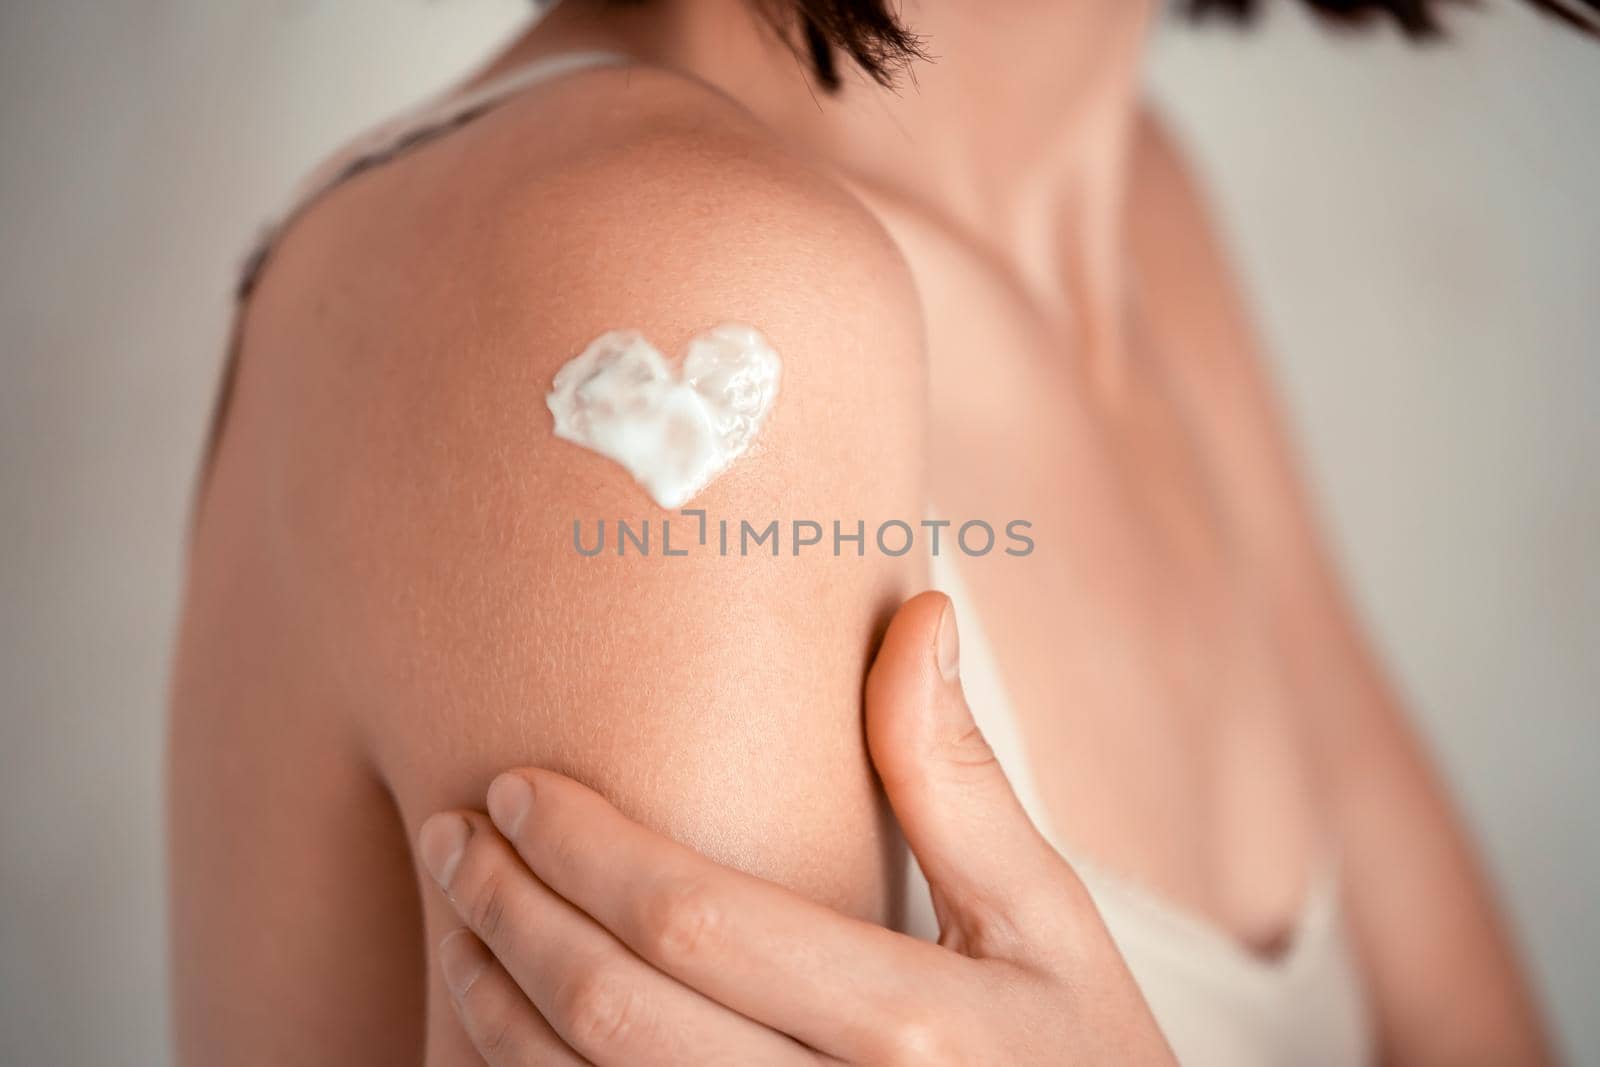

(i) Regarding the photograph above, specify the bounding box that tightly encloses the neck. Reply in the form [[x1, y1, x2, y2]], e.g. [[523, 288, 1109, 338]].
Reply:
[[524, 0, 1153, 352], [829, 1, 1156, 334]]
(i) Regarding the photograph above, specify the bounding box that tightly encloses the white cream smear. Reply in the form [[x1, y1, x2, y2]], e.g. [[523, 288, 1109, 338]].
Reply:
[[546, 324, 782, 509]]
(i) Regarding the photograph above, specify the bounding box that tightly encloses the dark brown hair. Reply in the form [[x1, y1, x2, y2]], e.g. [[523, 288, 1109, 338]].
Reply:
[[736, 0, 1600, 89]]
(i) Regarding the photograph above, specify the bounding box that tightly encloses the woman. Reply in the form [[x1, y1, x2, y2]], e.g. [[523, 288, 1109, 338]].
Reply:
[[169, 0, 1581, 1062]]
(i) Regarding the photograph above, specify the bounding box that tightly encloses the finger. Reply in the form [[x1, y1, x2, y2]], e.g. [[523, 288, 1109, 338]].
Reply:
[[865, 591, 1086, 957], [486, 769, 961, 1061], [419, 811, 821, 1067], [437, 927, 590, 1067]]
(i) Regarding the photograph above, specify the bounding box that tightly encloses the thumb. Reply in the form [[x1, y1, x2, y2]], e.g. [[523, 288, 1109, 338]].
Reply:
[[865, 591, 1077, 953]]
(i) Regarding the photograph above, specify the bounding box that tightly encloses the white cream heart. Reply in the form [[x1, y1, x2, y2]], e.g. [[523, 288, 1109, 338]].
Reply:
[[546, 324, 782, 509]]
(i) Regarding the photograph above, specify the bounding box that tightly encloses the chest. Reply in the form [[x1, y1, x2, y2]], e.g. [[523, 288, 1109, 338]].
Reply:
[[893, 215, 1326, 948]]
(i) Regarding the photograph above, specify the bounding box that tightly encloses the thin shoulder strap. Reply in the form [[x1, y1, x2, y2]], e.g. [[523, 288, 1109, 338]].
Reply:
[[431, 49, 631, 133], [301, 48, 630, 202]]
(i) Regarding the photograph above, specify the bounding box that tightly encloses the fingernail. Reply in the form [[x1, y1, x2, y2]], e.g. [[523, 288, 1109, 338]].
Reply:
[[936, 597, 961, 683], [439, 928, 487, 1001], [419, 813, 470, 889], [487, 773, 533, 838]]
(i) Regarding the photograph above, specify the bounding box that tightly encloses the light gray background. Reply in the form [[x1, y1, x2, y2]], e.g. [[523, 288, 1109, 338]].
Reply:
[[1, 2, 1594, 1063]]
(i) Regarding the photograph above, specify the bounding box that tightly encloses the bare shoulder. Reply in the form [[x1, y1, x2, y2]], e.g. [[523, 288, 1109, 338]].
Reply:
[[243, 61, 923, 403], [208, 60, 925, 917], [229, 60, 925, 558]]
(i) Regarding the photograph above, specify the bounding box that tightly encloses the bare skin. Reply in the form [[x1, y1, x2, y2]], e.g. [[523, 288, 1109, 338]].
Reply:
[[168, 0, 1552, 1063], [423, 594, 1178, 1065]]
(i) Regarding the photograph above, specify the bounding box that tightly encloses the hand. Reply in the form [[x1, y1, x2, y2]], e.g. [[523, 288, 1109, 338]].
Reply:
[[417, 592, 1176, 1064]]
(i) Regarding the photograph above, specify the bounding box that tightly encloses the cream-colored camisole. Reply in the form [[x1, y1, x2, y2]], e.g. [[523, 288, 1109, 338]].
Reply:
[[922, 553, 1373, 1066], [219, 49, 1374, 1065]]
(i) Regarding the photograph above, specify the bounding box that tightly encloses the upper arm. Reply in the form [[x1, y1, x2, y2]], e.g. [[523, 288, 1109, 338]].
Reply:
[[170, 410, 427, 1063], [1130, 108, 1551, 1064], [213, 82, 928, 1063]]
